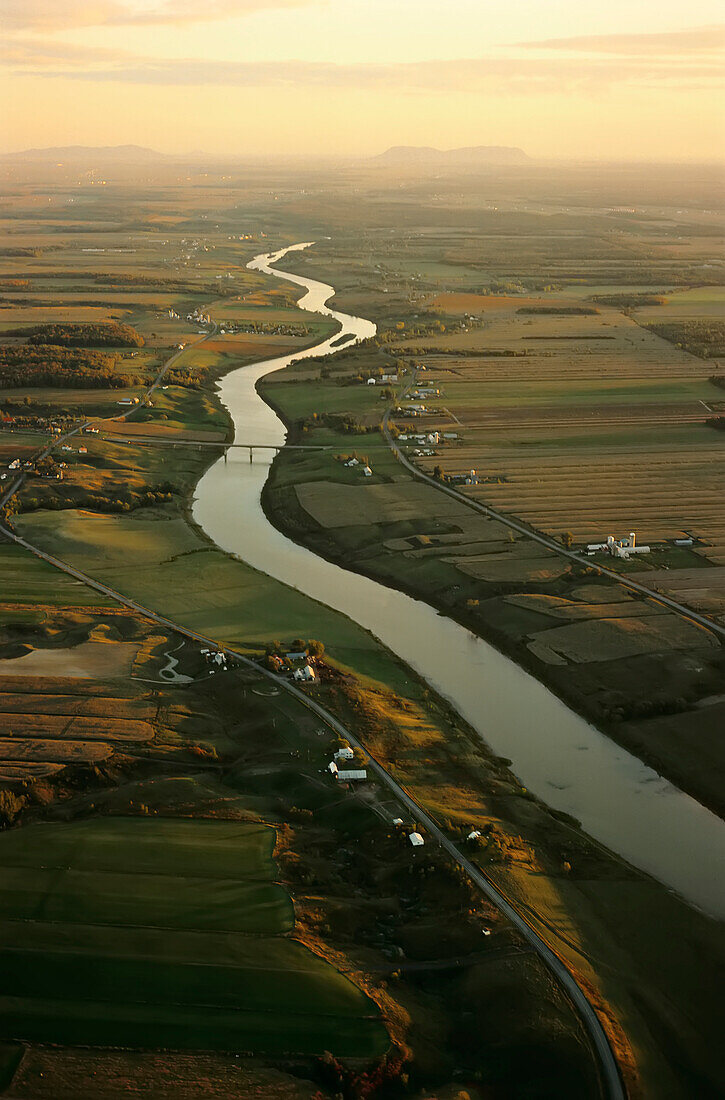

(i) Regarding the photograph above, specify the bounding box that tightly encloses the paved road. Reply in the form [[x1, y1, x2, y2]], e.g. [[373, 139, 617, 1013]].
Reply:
[[0, 287, 624, 1099], [0, 515, 624, 1100], [0, 324, 217, 511], [382, 404, 725, 640]]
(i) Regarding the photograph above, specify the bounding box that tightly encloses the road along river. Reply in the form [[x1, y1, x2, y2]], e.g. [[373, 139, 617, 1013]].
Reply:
[[193, 244, 725, 920]]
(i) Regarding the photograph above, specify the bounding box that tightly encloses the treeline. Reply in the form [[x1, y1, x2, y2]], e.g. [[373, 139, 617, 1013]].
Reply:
[[299, 412, 376, 435], [19, 486, 176, 515], [400, 346, 530, 358], [0, 345, 142, 389], [590, 293, 667, 308], [9, 322, 144, 348], [517, 306, 599, 315], [646, 321, 725, 359]]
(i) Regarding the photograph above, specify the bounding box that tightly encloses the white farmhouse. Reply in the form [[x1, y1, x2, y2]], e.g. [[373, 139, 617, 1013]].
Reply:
[[293, 665, 316, 683]]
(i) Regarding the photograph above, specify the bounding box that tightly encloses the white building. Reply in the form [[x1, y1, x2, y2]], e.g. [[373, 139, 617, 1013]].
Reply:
[[362, 466, 373, 477], [606, 533, 650, 559], [293, 665, 316, 682], [334, 746, 354, 762], [409, 832, 425, 847], [337, 769, 367, 782]]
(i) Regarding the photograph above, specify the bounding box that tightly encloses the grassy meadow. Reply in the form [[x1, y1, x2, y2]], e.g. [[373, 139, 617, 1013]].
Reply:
[[0, 817, 386, 1057], [0, 162, 724, 1098]]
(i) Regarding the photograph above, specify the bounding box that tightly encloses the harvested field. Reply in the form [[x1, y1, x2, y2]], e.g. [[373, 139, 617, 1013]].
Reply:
[[0, 639, 139, 679], [453, 551, 568, 583], [398, 297, 725, 567], [505, 593, 665, 621], [643, 566, 725, 617], [430, 292, 576, 313], [0, 712, 153, 742], [0, 739, 112, 763], [0, 692, 156, 718], [100, 422, 226, 442], [530, 615, 718, 663], [7, 1049, 322, 1100], [295, 480, 469, 527]]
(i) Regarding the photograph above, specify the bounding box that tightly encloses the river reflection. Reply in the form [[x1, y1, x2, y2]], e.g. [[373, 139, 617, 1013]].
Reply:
[[194, 245, 725, 919]]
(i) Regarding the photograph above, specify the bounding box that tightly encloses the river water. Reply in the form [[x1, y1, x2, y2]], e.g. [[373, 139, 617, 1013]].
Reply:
[[194, 244, 725, 919]]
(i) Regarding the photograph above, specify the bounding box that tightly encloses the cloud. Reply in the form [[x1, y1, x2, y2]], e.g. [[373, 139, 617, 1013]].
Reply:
[[6, 52, 722, 94], [0, 37, 125, 67], [0, 0, 311, 31], [517, 25, 725, 55]]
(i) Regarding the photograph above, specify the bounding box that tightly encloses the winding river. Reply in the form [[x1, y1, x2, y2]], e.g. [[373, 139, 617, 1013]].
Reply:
[[194, 244, 725, 919]]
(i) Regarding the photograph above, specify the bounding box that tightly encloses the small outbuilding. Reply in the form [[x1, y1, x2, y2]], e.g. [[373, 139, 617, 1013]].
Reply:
[[408, 832, 425, 847], [337, 769, 367, 782]]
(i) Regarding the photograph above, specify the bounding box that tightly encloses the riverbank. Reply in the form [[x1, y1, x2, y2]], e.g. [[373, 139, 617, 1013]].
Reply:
[[7, 244, 725, 1097], [259, 404, 725, 823], [185, 247, 725, 1097]]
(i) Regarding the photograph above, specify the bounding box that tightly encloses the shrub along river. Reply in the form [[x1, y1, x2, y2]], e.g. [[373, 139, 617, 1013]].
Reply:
[[194, 244, 725, 920]]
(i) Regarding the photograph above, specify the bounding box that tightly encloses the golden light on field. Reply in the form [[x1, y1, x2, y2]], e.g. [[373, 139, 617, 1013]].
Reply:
[[0, 0, 723, 158]]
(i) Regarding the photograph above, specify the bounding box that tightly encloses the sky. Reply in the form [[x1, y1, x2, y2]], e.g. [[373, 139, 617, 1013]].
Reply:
[[0, 0, 723, 160]]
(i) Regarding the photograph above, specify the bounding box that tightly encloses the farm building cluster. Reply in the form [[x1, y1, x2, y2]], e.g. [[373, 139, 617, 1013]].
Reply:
[[586, 532, 650, 560], [267, 648, 319, 683]]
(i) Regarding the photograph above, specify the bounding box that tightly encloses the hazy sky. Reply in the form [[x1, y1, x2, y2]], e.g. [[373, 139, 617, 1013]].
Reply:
[[0, 0, 723, 159]]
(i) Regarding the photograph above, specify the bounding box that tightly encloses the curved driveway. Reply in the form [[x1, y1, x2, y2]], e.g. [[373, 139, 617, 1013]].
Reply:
[[0, 278, 624, 1100]]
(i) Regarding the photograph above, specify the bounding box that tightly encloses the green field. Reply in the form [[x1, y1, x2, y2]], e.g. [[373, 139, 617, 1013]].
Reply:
[[15, 506, 418, 692], [0, 544, 115, 607], [0, 817, 387, 1057]]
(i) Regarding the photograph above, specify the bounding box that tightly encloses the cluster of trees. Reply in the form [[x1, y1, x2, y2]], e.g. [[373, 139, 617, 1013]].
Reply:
[[517, 306, 599, 316], [165, 367, 203, 389], [706, 416, 725, 432], [591, 293, 667, 308], [299, 412, 376, 436], [646, 321, 725, 359], [0, 345, 141, 389], [19, 322, 144, 348], [0, 349, 148, 393], [19, 485, 176, 515], [313, 1050, 409, 1099], [264, 638, 325, 657], [401, 345, 529, 358]]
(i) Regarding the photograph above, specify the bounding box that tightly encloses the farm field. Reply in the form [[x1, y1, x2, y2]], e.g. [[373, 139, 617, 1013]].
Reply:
[[256, 178, 725, 830], [1, 162, 724, 1098], [0, 817, 386, 1057]]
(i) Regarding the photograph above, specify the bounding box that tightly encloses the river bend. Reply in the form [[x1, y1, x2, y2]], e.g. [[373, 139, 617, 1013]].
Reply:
[[193, 243, 725, 919]]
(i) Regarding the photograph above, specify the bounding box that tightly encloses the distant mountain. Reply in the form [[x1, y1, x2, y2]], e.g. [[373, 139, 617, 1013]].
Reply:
[[374, 145, 531, 166], [1, 144, 169, 162]]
